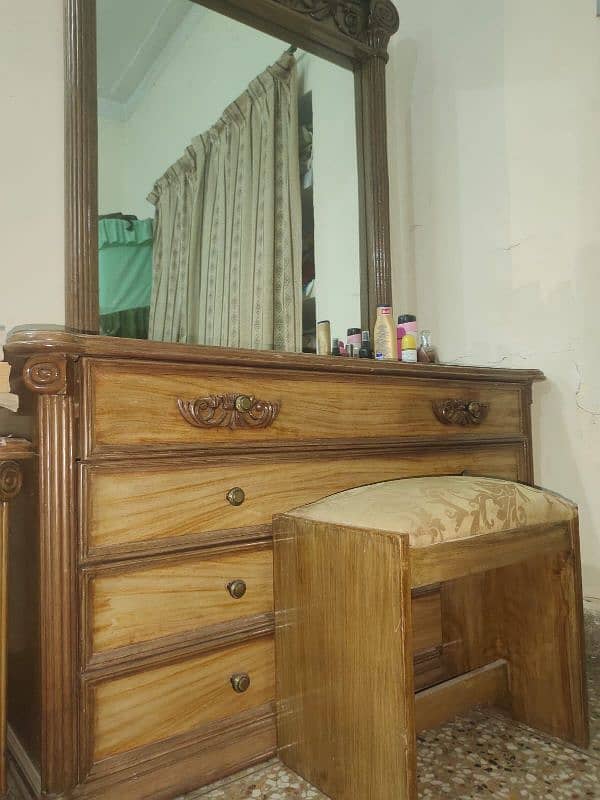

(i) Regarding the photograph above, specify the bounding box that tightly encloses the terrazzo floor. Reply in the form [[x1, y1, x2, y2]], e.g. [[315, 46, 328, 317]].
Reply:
[[184, 599, 600, 800]]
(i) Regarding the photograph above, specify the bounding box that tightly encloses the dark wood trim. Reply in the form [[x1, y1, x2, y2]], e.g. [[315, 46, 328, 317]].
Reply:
[[64, 0, 400, 334], [74, 704, 276, 799], [6, 328, 545, 383], [6, 727, 41, 800], [37, 395, 79, 792], [64, 0, 99, 333]]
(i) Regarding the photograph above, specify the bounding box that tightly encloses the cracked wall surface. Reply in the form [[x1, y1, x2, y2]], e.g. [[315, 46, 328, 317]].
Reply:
[[388, 0, 600, 595]]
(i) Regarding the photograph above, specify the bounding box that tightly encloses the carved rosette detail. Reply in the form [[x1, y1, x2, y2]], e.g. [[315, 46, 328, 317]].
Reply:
[[177, 393, 280, 430], [23, 355, 68, 395], [273, 0, 399, 46], [432, 400, 489, 427], [0, 460, 23, 501]]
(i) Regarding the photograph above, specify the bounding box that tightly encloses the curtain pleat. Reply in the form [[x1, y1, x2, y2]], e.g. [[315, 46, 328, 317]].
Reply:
[[147, 52, 302, 351]]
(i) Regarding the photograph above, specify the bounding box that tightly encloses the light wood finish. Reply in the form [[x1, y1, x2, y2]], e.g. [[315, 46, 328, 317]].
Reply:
[[411, 589, 442, 654], [83, 359, 525, 456], [87, 546, 274, 660], [489, 519, 588, 747], [275, 517, 417, 800], [88, 637, 274, 764], [3, 329, 543, 800], [275, 507, 588, 798], [82, 445, 524, 559], [414, 660, 509, 734], [76, 708, 276, 800], [410, 522, 571, 589]]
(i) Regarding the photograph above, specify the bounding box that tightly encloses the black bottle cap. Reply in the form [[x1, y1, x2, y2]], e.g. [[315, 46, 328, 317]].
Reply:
[[397, 314, 417, 324], [347, 327, 361, 336]]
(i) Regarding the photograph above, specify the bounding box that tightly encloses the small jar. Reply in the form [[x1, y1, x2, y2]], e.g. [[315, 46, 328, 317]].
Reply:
[[417, 330, 437, 364], [347, 328, 362, 350], [401, 334, 417, 363]]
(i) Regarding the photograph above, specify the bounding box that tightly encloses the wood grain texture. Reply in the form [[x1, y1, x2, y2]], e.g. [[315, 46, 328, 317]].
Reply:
[[74, 707, 275, 800], [411, 590, 442, 654], [489, 518, 589, 747], [64, 0, 98, 333], [87, 546, 274, 657], [82, 359, 525, 456], [6, 329, 545, 384], [1, 330, 543, 799], [38, 394, 78, 793], [415, 660, 510, 734], [439, 521, 588, 747], [274, 517, 417, 800], [89, 637, 275, 763], [81, 445, 524, 557], [410, 522, 571, 589]]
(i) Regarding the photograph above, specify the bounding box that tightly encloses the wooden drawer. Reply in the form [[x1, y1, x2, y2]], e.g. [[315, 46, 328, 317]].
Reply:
[[80, 444, 524, 560], [84, 545, 273, 665], [85, 637, 274, 765], [81, 359, 525, 456]]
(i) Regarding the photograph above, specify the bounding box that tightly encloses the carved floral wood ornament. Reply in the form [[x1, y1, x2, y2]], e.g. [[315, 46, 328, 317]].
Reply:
[[432, 400, 490, 427], [274, 0, 400, 47], [178, 393, 281, 430]]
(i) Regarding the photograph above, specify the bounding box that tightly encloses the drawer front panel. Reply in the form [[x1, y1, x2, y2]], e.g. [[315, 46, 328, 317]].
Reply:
[[90, 637, 274, 762], [82, 445, 524, 558], [87, 547, 273, 660], [83, 359, 524, 455]]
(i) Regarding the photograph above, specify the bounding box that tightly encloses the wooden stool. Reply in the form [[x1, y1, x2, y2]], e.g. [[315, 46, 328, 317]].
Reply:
[[274, 476, 589, 800]]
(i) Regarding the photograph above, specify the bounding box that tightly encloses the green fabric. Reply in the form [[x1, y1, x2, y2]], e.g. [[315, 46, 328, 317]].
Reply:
[[98, 218, 153, 316], [100, 306, 150, 340]]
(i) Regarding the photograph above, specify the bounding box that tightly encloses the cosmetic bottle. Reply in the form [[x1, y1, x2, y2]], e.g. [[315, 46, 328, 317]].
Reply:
[[317, 320, 331, 356], [400, 334, 417, 363], [359, 330, 372, 358], [374, 306, 398, 361], [347, 328, 361, 352], [417, 330, 437, 364], [332, 338, 341, 356]]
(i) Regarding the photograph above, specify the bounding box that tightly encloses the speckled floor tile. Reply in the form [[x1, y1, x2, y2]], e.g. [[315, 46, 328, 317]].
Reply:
[[186, 608, 600, 800]]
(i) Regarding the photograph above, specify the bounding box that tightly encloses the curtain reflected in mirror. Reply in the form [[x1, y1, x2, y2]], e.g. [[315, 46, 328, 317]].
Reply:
[[97, 0, 361, 352]]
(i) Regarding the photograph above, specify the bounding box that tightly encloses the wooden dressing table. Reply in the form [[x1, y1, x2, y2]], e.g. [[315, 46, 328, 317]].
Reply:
[[1, 328, 542, 799]]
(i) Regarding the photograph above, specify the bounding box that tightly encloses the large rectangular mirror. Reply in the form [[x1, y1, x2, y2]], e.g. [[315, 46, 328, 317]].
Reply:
[[65, 0, 400, 352], [97, 0, 361, 351]]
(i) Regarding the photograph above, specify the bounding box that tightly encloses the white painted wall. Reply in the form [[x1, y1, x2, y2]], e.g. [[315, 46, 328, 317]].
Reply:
[[97, 5, 361, 342], [387, 0, 600, 595], [5, 0, 599, 595], [0, 0, 65, 331]]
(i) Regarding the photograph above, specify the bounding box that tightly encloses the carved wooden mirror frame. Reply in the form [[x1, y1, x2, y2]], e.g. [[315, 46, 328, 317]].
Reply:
[[65, 0, 400, 335]]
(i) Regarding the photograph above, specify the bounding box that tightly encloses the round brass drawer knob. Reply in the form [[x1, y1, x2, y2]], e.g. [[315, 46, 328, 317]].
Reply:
[[226, 487, 245, 506], [227, 579, 247, 599], [230, 673, 251, 693], [235, 395, 253, 413]]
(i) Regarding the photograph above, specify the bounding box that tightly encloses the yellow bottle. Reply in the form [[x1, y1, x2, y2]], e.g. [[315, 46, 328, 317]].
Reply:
[[374, 306, 398, 361]]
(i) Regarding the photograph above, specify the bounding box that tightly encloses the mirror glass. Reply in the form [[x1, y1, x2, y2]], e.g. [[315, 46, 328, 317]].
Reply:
[[96, 0, 362, 352]]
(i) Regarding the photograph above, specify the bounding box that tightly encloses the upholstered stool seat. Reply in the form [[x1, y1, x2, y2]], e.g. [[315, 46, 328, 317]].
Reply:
[[285, 475, 577, 547], [274, 476, 589, 800]]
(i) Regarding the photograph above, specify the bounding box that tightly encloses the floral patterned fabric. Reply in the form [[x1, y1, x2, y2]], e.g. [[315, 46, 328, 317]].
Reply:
[[287, 476, 577, 548]]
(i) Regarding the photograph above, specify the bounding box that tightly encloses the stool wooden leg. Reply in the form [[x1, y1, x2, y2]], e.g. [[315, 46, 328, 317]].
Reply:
[[274, 517, 417, 800], [443, 519, 589, 747], [492, 517, 589, 747]]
